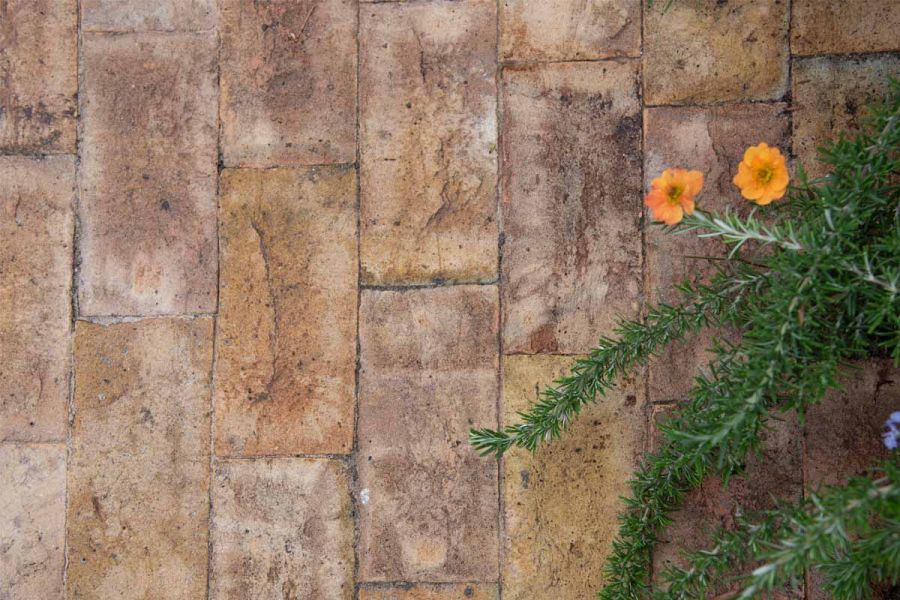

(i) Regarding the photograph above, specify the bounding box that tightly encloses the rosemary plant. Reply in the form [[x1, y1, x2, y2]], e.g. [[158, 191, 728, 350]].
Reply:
[[471, 85, 900, 598]]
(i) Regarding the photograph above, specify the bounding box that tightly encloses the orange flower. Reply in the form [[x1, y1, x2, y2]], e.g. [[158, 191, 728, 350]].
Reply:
[[733, 143, 789, 205], [645, 168, 704, 225]]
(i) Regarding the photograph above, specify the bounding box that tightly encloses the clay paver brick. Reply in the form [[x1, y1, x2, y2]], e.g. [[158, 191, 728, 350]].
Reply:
[[359, 0, 498, 285], [81, 0, 215, 32], [215, 167, 357, 456], [219, 0, 357, 167], [501, 60, 642, 355], [68, 318, 213, 600], [359, 584, 499, 600], [644, 0, 789, 105], [644, 104, 790, 401], [211, 458, 354, 599], [792, 0, 900, 56], [358, 285, 499, 581], [0, 444, 66, 599], [500, 0, 640, 62], [793, 55, 900, 179], [0, 156, 74, 442], [0, 0, 77, 153], [503, 355, 645, 600], [78, 32, 218, 317]]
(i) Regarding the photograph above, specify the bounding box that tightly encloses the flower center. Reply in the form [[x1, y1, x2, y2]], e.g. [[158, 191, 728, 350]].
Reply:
[[666, 184, 683, 205], [756, 165, 774, 185]]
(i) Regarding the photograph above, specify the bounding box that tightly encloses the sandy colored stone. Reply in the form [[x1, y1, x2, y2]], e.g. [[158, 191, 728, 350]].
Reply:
[[215, 167, 357, 456], [644, 0, 789, 105], [211, 458, 354, 599], [0, 444, 66, 599], [68, 318, 213, 600], [792, 0, 900, 55], [793, 55, 900, 179], [643, 104, 790, 401], [359, 0, 498, 285], [78, 32, 218, 316], [501, 61, 642, 354], [500, 0, 639, 61], [0, 157, 74, 442], [502, 355, 645, 599], [360, 584, 499, 600], [650, 404, 803, 596], [219, 0, 357, 167], [82, 0, 215, 31], [0, 0, 76, 153], [358, 285, 499, 581]]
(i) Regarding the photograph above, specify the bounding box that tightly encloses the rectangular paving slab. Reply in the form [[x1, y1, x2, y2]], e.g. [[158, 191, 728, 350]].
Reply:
[[792, 0, 900, 55], [215, 167, 357, 456], [81, 0, 215, 32]]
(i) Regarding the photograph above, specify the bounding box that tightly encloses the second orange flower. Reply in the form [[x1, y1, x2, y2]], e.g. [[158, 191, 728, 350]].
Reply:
[[645, 168, 704, 225]]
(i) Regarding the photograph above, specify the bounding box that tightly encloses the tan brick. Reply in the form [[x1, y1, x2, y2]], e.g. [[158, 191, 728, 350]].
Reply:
[[0, 444, 66, 599], [360, 0, 498, 285], [358, 285, 499, 581], [500, 0, 640, 61], [215, 167, 357, 456], [211, 458, 354, 599], [0, 0, 76, 153], [360, 584, 499, 600], [644, 104, 790, 401], [644, 0, 789, 105], [792, 0, 900, 55], [219, 0, 357, 167], [502, 355, 644, 599], [78, 32, 218, 316], [82, 0, 215, 32], [501, 61, 642, 355], [68, 318, 213, 600], [793, 56, 900, 179], [0, 157, 74, 442], [650, 404, 803, 596]]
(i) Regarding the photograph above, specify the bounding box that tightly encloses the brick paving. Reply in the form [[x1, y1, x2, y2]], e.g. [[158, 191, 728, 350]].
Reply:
[[0, 1, 898, 598]]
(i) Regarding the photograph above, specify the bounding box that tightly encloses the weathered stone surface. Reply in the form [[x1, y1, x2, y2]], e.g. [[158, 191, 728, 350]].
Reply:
[[501, 61, 642, 355], [215, 167, 357, 456], [500, 0, 640, 61], [68, 318, 213, 600], [650, 404, 803, 596], [0, 157, 74, 442], [211, 458, 354, 599], [360, 584, 499, 600], [0, 0, 76, 153], [358, 285, 499, 581], [78, 32, 218, 316], [82, 0, 215, 32], [219, 0, 357, 167], [792, 0, 900, 56], [793, 55, 900, 178], [644, 104, 790, 401], [502, 355, 645, 599], [359, 0, 498, 285], [644, 0, 789, 105], [0, 444, 66, 599]]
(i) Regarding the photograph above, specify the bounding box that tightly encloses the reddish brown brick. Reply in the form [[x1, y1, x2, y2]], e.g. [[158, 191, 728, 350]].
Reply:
[[360, 584, 499, 600], [359, 0, 498, 285], [502, 355, 645, 599], [500, 0, 640, 61], [501, 61, 642, 355], [0, 156, 74, 442], [219, 0, 357, 167], [68, 318, 213, 600], [644, 104, 790, 401], [792, 0, 900, 56], [78, 32, 218, 317], [0, 0, 76, 153], [644, 0, 789, 105], [81, 0, 215, 32], [215, 167, 357, 456], [358, 285, 499, 581], [211, 458, 354, 599], [793, 55, 900, 178]]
